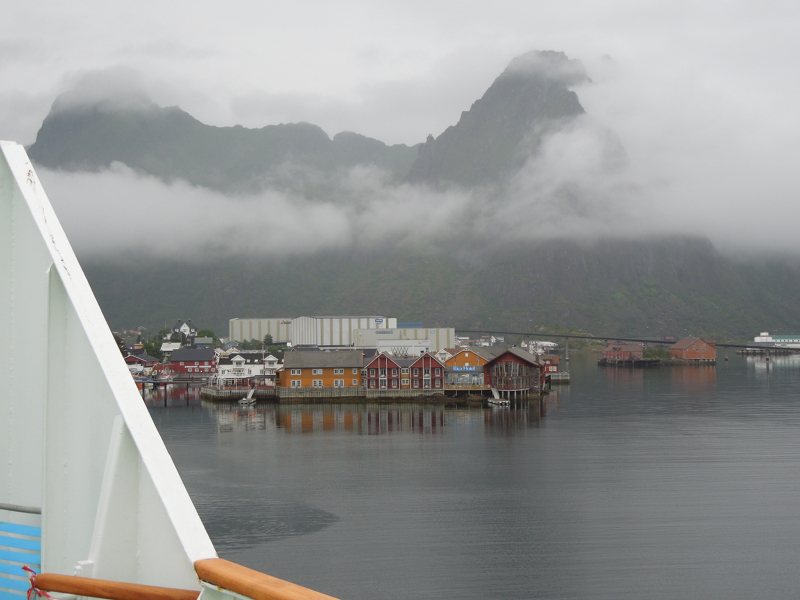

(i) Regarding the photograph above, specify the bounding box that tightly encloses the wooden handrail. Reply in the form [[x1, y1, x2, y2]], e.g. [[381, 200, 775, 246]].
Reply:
[[35, 574, 199, 600], [195, 558, 340, 600]]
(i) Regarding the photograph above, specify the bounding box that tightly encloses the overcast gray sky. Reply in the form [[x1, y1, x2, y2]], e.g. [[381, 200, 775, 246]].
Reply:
[[4, 0, 800, 255]]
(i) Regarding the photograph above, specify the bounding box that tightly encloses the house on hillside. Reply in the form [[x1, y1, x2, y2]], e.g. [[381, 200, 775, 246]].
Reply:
[[193, 336, 214, 349], [670, 337, 716, 361], [171, 320, 198, 338]]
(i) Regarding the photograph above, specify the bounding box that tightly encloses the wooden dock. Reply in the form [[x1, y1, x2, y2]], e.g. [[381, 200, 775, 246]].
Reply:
[[200, 387, 276, 401]]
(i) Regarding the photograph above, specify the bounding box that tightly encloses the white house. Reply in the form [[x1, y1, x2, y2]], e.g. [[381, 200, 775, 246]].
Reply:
[[216, 352, 283, 386]]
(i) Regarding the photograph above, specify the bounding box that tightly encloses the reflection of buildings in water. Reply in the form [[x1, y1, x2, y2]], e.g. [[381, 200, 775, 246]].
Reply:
[[747, 355, 800, 374], [144, 385, 203, 407], [275, 404, 447, 435], [207, 403, 274, 432], [483, 403, 540, 433], [601, 365, 645, 390], [669, 366, 717, 389]]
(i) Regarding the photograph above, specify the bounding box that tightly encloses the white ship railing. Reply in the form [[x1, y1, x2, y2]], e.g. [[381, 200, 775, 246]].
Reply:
[[0, 142, 339, 600]]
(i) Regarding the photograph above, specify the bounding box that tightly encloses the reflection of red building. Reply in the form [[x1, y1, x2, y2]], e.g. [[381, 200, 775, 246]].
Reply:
[[603, 342, 644, 361]]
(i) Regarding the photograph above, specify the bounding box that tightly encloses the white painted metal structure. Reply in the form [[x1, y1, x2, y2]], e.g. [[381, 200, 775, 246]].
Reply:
[[1, 142, 342, 600], [0, 142, 217, 590]]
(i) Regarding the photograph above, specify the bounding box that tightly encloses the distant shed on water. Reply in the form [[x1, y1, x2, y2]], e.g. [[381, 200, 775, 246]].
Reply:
[[670, 337, 716, 361], [603, 342, 644, 361]]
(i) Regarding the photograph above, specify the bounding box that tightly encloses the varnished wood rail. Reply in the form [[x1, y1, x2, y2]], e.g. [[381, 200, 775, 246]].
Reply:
[[35, 574, 199, 600], [33, 559, 340, 600], [195, 558, 340, 600]]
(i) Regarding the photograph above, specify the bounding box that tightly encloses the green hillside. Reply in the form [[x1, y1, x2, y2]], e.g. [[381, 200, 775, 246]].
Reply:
[[82, 237, 800, 343]]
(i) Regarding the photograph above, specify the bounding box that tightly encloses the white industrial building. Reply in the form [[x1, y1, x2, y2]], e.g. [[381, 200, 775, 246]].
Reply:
[[354, 327, 456, 353], [229, 316, 397, 346]]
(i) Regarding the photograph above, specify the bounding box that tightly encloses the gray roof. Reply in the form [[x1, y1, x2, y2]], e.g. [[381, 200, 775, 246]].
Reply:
[[485, 346, 540, 366], [171, 348, 215, 363], [283, 350, 364, 369]]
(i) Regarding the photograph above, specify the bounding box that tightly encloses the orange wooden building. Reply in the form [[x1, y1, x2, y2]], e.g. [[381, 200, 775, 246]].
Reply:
[[445, 348, 492, 368], [277, 349, 364, 388], [670, 337, 716, 361]]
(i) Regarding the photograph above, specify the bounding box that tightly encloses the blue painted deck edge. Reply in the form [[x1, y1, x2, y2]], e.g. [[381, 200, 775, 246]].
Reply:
[[0, 525, 40, 538], [0, 536, 41, 552]]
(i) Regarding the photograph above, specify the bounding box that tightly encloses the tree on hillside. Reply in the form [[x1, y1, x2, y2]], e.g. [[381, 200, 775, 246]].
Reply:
[[198, 329, 216, 340], [113, 333, 128, 357]]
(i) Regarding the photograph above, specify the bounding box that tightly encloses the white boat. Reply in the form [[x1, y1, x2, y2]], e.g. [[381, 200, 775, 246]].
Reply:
[[238, 388, 257, 405], [488, 398, 510, 407]]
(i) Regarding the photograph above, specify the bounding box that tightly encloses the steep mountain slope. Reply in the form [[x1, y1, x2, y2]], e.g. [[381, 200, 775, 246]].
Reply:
[[25, 50, 800, 341], [408, 51, 588, 187], [28, 96, 420, 193], [28, 50, 590, 191], [83, 237, 800, 342]]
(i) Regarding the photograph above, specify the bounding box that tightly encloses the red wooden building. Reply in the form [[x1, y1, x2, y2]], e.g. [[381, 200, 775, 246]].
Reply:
[[483, 348, 542, 395], [670, 337, 716, 361], [602, 342, 644, 361], [363, 353, 403, 390], [168, 348, 216, 374], [406, 353, 445, 390], [539, 354, 560, 375]]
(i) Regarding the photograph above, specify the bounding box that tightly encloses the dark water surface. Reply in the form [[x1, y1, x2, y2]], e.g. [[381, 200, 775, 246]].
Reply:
[[146, 353, 800, 600]]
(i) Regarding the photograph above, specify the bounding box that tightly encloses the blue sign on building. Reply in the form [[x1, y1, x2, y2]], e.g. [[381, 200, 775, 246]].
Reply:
[[453, 366, 477, 372]]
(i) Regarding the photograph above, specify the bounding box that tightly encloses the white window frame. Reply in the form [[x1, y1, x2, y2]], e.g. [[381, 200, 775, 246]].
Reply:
[[391, 368, 398, 377], [291, 368, 301, 375], [334, 368, 344, 375], [312, 379, 323, 387], [312, 368, 323, 375], [401, 368, 409, 374], [353, 368, 359, 374], [334, 379, 344, 387], [401, 378, 409, 385], [352, 379, 359, 385], [291, 380, 302, 388], [412, 380, 419, 388]]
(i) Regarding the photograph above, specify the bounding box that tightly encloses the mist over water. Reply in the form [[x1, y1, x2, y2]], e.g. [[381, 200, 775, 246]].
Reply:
[[148, 353, 800, 600]]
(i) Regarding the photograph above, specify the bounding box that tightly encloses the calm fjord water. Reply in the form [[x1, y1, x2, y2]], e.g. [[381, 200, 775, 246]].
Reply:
[[147, 353, 800, 600]]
